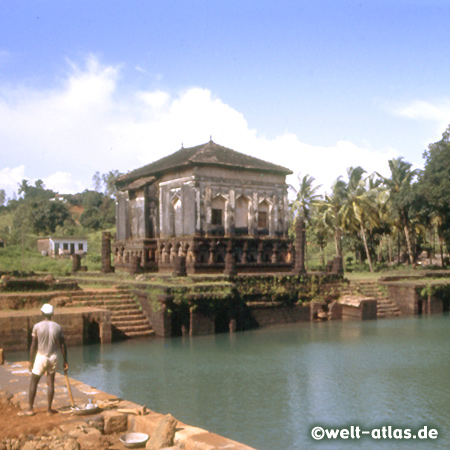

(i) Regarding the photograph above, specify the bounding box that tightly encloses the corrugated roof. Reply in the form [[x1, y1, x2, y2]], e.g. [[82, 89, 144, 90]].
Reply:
[[118, 140, 292, 186]]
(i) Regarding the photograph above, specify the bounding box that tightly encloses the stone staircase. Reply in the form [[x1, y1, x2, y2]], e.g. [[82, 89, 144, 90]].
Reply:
[[344, 280, 401, 319], [68, 288, 154, 339]]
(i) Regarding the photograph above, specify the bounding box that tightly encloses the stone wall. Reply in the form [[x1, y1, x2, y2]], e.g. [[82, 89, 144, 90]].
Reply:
[[0, 307, 111, 353], [134, 289, 174, 337], [427, 296, 444, 314], [248, 302, 310, 327], [133, 275, 344, 337], [385, 284, 419, 315], [137, 289, 313, 337], [190, 309, 215, 336], [384, 281, 450, 315], [341, 299, 377, 321]]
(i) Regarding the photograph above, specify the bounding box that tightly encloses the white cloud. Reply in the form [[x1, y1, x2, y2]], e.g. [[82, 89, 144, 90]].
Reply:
[[136, 90, 170, 109], [0, 166, 86, 199], [394, 100, 450, 123], [224, 133, 399, 194], [0, 55, 400, 198], [43, 171, 86, 195], [392, 99, 450, 146], [0, 165, 26, 199]]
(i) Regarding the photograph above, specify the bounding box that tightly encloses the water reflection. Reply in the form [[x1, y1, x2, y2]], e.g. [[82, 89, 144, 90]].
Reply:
[[8, 316, 450, 450]]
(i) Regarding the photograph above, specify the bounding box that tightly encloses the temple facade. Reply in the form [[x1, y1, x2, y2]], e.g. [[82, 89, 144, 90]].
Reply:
[[113, 140, 294, 274]]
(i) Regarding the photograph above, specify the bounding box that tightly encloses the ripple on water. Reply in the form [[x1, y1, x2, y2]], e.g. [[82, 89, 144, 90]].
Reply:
[[9, 315, 450, 450]]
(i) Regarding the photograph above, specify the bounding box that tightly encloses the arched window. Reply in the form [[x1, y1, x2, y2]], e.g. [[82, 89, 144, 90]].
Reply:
[[257, 200, 270, 233], [211, 195, 226, 235], [173, 196, 183, 236], [235, 195, 249, 235]]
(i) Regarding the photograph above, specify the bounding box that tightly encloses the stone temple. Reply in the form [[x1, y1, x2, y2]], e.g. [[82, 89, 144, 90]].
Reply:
[[113, 140, 294, 274]]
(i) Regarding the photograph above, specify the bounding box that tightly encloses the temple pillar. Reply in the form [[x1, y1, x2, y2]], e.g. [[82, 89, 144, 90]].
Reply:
[[101, 232, 114, 273], [209, 241, 215, 264], [293, 217, 306, 274], [241, 241, 248, 263], [224, 240, 237, 277], [257, 241, 263, 264], [271, 242, 279, 263]]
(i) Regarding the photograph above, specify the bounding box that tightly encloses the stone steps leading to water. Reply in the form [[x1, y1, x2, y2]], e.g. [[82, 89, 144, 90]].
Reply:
[[344, 281, 401, 319], [377, 297, 401, 318], [73, 289, 154, 339], [111, 313, 147, 322]]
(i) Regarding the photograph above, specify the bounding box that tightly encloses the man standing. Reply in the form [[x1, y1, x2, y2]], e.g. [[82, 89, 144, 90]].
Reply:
[[19, 303, 68, 416]]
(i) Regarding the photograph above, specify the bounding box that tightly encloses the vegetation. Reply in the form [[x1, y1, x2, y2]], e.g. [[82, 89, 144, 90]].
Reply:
[[290, 124, 450, 272], [0, 171, 121, 274], [0, 246, 72, 276], [2, 126, 450, 276]]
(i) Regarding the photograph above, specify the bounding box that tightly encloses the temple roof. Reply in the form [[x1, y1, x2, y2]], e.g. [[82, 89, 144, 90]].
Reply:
[[117, 140, 292, 186]]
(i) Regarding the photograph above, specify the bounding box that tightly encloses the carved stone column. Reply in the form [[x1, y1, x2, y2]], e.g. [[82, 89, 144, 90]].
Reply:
[[293, 218, 306, 274], [257, 241, 263, 264], [224, 240, 237, 277], [209, 240, 216, 265], [101, 231, 113, 273], [72, 254, 81, 274], [241, 241, 248, 263], [271, 242, 279, 263]]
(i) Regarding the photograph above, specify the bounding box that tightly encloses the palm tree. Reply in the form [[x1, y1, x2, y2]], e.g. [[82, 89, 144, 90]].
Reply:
[[289, 174, 323, 267], [320, 178, 347, 257], [378, 158, 418, 265], [289, 174, 322, 222], [339, 167, 380, 272], [18, 179, 29, 198], [309, 205, 332, 268]]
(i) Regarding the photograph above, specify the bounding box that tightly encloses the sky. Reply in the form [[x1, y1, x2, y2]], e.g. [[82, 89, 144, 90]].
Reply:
[[1, 0, 450, 200]]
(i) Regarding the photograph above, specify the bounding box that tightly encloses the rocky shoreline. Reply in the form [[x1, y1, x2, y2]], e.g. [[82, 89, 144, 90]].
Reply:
[[0, 361, 256, 450]]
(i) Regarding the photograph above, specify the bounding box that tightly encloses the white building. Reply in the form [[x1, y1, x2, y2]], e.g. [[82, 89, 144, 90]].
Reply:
[[37, 236, 88, 258]]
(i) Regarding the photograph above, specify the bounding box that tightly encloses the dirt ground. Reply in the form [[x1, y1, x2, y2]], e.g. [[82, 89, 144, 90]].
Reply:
[[0, 399, 122, 449], [0, 400, 65, 439]]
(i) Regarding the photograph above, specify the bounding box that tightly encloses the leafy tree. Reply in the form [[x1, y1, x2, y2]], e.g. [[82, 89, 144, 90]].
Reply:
[[80, 207, 102, 229], [289, 174, 322, 266], [378, 158, 419, 265], [418, 125, 450, 259], [92, 170, 122, 198], [308, 206, 331, 268], [12, 203, 35, 236], [92, 171, 102, 192], [10, 179, 70, 237], [289, 174, 322, 221], [0, 189, 5, 206], [102, 170, 122, 198], [79, 189, 115, 230], [18, 179, 29, 197], [82, 190, 104, 210], [17, 179, 55, 201], [320, 178, 347, 257], [33, 201, 71, 234], [339, 167, 380, 272]]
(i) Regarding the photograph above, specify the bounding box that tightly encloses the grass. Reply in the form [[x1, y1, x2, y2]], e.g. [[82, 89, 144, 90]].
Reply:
[[78, 282, 114, 290], [0, 210, 13, 231], [344, 272, 382, 282], [0, 245, 73, 276]]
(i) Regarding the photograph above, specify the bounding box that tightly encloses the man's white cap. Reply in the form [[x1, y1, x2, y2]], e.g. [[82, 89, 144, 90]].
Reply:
[[41, 303, 54, 315]]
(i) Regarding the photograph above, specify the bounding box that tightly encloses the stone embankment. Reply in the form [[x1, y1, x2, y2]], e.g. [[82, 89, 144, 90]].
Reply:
[[340, 280, 401, 319], [0, 287, 154, 352], [0, 361, 257, 450], [67, 288, 154, 339]]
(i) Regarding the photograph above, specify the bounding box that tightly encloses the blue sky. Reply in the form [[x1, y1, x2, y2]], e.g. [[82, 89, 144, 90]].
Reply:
[[1, 0, 450, 199]]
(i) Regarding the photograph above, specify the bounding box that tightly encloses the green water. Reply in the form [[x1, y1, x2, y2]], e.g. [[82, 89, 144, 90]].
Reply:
[[11, 315, 450, 449]]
